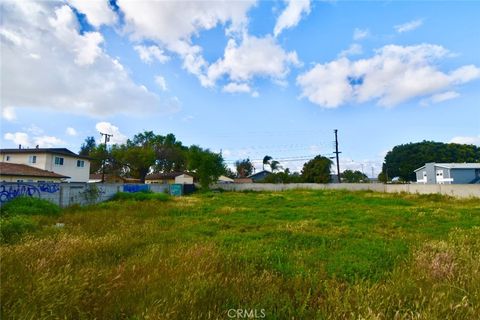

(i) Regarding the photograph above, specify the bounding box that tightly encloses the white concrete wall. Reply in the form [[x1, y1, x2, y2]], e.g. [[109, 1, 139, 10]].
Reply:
[[212, 183, 479, 198]]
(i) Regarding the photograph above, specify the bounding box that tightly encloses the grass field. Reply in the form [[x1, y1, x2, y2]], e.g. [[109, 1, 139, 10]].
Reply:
[[1, 190, 480, 319]]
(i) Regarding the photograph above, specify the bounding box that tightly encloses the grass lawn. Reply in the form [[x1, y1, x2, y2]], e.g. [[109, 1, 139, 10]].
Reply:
[[1, 190, 480, 319]]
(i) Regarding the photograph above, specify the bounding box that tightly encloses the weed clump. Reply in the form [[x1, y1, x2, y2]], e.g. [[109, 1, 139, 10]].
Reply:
[[110, 191, 170, 202], [1, 196, 60, 217], [0, 215, 38, 243]]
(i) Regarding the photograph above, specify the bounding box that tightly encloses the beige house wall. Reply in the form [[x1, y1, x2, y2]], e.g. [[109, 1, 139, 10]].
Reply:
[[1, 152, 90, 182]]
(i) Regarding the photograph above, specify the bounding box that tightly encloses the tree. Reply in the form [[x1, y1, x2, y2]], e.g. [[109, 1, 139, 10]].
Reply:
[[235, 158, 254, 178], [301, 156, 332, 183], [79, 136, 96, 156], [341, 170, 368, 183], [187, 146, 226, 189], [111, 131, 158, 182], [269, 160, 282, 172], [380, 141, 480, 181], [263, 169, 303, 183], [262, 155, 272, 171]]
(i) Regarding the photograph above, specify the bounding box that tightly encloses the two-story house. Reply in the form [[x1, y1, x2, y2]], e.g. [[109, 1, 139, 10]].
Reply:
[[0, 148, 90, 182]]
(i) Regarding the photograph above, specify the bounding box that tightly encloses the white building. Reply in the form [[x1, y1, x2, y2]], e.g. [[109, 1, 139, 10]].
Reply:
[[0, 148, 90, 182]]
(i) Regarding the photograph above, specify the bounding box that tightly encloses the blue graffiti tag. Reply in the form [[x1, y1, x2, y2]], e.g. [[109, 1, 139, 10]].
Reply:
[[123, 184, 150, 193], [38, 183, 60, 193], [0, 184, 41, 203]]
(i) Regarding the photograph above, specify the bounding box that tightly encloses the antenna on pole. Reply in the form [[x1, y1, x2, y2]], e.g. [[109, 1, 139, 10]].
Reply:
[[100, 132, 113, 183], [334, 129, 341, 183]]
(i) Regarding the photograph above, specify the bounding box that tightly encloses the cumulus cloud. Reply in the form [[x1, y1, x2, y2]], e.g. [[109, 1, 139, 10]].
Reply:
[[0, 1, 175, 117], [66, 127, 77, 136], [4, 131, 65, 148], [421, 91, 460, 106], [339, 43, 363, 57], [297, 44, 480, 108], [274, 0, 311, 37], [353, 28, 369, 41], [395, 19, 423, 33], [67, 0, 117, 28], [207, 35, 300, 85], [155, 76, 168, 91], [118, 0, 255, 84], [95, 122, 127, 144], [134, 45, 169, 64], [222, 82, 252, 94], [450, 135, 480, 146], [2, 106, 16, 121]]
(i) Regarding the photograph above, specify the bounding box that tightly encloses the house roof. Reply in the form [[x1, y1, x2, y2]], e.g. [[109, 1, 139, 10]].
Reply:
[[248, 170, 272, 179], [0, 148, 90, 160], [414, 162, 480, 172], [0, 162, 70, 179], [145, 172, 193, 180]]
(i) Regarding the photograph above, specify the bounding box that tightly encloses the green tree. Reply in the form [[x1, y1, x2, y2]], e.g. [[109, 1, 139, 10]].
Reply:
[[79, 136, 96, 156], [269, 160, 282, 172], [262, 155, 272, 171], [380, 141, 480, 181], [341, 170, 368, 183], [187, 146, 226, 189], [235, 158, 254, 177], [301, 156, 332, 183]]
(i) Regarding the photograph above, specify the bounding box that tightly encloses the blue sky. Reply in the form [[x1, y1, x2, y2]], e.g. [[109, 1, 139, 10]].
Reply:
[[1, 0, 479, 176]]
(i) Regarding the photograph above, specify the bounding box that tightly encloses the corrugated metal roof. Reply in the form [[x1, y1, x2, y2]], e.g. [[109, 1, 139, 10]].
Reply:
[[414, 162, 480, 171]]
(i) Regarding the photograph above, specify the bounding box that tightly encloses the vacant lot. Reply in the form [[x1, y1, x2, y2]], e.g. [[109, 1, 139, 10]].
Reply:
[[1, 190, 479, 319]]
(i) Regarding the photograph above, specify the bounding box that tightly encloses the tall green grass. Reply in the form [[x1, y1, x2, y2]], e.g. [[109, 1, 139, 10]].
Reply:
[[1, 190, 479, 319]]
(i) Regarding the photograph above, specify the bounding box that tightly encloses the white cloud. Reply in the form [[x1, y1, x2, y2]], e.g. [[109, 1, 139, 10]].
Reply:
[[222, 82, 252, 94], [134, 45, 169, 64], [118, 0, 255, 84], [34, 135, 65, 148], [394, 19, 423, 33], [95, 122, 127, 144], [450, 135, 480, 146], [155, 76, 167, 91], [67, 0, 117, 28], [297, 44, 480, 108], [2, 106, 16, 121], [207, 35, 300, 85], [339, 43, 363, 57], [4, 132, 31, 147], [66, 127, 77, 136], [4, 131, 65, 148], [421, 91, 460, 105], [274, 0, 311, 37], [353, 28, 369, 41], [1, 1, 175, 117]]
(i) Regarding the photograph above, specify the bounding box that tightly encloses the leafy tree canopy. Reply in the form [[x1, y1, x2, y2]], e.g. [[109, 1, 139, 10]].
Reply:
[[301, 156, 332, 183], [235, 158, 254, 178], [381, 141, 480, 181], [341, 170, 369, 183]]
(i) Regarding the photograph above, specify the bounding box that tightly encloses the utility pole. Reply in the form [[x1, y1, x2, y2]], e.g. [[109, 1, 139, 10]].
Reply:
[[371, 167, 374, 180], [334, 129, 341, 183], [100, 132, 113, 183]]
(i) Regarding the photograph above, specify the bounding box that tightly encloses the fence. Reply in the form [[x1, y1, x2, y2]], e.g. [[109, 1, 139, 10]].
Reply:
[[212, 183, 480, 198], [0, 182, 169, 207]]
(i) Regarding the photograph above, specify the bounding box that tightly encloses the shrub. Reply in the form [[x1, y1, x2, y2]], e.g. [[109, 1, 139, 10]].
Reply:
[[1, 196, 61, 217], [110, 192, 170, 202], [0, 216, 38, 243]]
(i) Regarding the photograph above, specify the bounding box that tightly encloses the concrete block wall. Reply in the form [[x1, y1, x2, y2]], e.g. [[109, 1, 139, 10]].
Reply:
[[0, 182, 170, 207], [213, 183, 479, 198]]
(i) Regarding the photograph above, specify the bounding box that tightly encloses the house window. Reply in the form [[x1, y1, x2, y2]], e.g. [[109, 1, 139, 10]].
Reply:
[[77, 160, 85, 168], [54, 157, 64, 166], [17, 179, 24, 182], [5, 155, 10, 161], [28, 155, 37, 164]]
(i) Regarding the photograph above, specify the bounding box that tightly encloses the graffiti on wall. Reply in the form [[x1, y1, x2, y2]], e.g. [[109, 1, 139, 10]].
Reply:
[[123, 184, 150, 193], [0, 183, 60, 203]]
